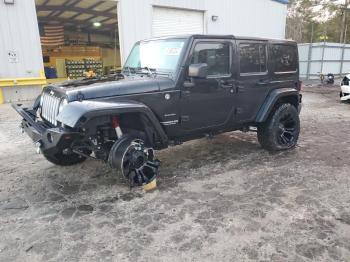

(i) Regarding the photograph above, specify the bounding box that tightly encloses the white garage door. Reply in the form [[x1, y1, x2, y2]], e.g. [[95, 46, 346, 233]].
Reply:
[[152, 7, 204, 37]]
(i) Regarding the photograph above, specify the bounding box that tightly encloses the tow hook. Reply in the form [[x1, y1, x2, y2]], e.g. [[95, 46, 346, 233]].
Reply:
[[35, 141, 42, 154]]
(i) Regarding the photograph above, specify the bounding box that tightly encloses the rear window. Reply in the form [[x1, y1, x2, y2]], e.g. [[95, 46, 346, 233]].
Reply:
[[239, 43, 267, 74], [271, 44, 298, 73]]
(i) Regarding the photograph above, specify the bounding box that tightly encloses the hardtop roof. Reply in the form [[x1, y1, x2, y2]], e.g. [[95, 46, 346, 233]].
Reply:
[[141, 34, 296, 44]]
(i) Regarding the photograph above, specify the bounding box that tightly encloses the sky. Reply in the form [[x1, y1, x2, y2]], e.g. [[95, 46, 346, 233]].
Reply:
[[310, 0, 346, 21]]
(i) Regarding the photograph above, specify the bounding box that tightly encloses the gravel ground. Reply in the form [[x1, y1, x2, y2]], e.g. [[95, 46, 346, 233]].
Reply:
[[0, 85, 350, 262]]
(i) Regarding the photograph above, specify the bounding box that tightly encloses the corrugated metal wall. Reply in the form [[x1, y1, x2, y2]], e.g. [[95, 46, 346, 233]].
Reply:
[[298, 43, 350, 79], [0, 0, 43, 79], [206, 0, 286, 38], [117, 0, 287, 62]]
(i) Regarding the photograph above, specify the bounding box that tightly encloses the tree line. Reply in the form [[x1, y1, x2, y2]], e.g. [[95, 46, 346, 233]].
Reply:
[[286, 0, 350, 43]]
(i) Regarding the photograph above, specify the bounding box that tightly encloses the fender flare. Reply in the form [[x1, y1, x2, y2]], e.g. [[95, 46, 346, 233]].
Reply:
[[56, 100, 168, 146], [255, 88, 300, 123]]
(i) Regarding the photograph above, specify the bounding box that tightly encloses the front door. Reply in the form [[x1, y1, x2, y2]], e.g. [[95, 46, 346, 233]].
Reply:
[[180, 40, 235, 132]]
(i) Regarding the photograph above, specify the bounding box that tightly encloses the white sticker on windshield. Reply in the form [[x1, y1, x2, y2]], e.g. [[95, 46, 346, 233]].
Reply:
[[165, 47, 182, 56]]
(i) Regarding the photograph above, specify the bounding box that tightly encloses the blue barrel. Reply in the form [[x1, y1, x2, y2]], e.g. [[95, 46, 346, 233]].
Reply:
[[44, 67, 57, 79]]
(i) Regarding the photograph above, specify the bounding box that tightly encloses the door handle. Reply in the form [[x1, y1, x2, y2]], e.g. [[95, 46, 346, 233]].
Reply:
[[236, 85, 245, 93], [183, 81, 195, 88], [256, 79, 270, 86]]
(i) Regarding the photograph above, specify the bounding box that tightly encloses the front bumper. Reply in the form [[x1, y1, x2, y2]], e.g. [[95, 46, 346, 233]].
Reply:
[[11, 103, 80, 154]]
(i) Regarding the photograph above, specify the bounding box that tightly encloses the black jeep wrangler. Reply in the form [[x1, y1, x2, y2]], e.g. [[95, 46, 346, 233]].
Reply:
[[13, 35, 302, 186]]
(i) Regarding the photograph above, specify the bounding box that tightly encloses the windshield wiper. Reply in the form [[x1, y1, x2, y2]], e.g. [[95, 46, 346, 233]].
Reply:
[[136, 67, 157, 77], [122, 66, 136, 75], [123, 66, 171, 77]]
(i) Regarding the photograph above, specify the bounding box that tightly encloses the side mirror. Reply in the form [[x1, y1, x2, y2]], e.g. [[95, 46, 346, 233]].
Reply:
[[188, 63, 208, 78]]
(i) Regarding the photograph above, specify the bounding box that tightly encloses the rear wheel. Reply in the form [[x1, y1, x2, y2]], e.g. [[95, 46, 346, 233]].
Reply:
[[43, 151, 87, 166], [257, 103, 300, 151]]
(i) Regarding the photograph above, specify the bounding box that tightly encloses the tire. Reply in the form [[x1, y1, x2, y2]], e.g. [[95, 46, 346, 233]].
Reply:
[[43, 151, 87, 166], [257, 103, 300, 151]]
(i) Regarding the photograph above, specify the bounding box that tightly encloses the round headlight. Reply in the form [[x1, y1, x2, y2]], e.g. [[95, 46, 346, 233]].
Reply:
[[58, 98, 68, 114]]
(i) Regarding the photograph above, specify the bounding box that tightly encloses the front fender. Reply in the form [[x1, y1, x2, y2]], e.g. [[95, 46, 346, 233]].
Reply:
[[56, 100, 168, 145], [255, 88, 300, 123]]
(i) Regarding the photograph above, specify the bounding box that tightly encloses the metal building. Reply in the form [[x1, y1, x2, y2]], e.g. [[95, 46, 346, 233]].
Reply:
[[117, 0, 289, 61], [0, 0, 288, 104]]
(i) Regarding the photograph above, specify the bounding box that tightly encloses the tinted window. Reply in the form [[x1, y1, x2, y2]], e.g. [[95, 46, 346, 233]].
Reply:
[[239, 43, 267, 74], [191, 42, 230, 76], [271, 44, 298, 73]]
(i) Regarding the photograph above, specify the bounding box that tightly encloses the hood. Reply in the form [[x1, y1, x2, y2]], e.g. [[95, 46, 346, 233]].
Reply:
[[45, 75, 174, 101]]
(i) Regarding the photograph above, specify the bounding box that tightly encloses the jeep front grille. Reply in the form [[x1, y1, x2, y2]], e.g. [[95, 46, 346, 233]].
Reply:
[[41, 92, 61, 126]]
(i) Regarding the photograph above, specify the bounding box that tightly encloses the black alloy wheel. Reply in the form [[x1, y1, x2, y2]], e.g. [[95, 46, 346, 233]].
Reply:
[[109, 135, 160, 187], [277, 113, 298, 146], [257, 103, 300, 151]]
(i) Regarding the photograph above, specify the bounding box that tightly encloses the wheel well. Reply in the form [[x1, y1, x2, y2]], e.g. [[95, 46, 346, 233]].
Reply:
[[119, 113, 143, 131], [256, 94, 299, 123], [80, 113, 163, 149], [119, 113, 157, 147], [275, 95, 299, 109]]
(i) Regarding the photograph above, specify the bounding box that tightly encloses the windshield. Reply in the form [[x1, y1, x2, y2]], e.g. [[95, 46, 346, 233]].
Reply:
[[124, 39, 186, 74]]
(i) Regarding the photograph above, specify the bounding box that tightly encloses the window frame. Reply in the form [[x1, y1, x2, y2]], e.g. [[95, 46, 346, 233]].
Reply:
[[270, 43, 298, 75], [189, 40, 233, 79], [238, 41, 268, 77]]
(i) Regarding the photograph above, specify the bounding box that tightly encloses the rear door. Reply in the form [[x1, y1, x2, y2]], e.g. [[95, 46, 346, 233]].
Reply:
[[235, 41, 271, 122]]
